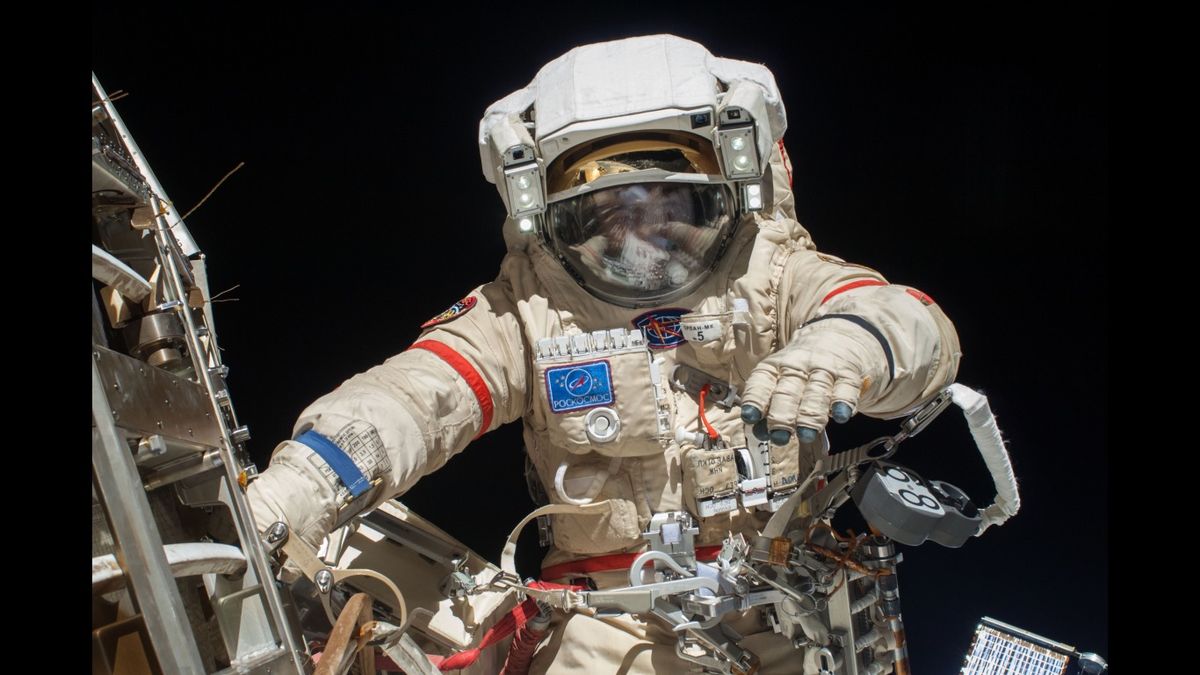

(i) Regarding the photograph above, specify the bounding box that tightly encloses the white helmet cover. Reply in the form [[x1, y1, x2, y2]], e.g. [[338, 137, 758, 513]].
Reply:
[[478, 35, 789, 306]]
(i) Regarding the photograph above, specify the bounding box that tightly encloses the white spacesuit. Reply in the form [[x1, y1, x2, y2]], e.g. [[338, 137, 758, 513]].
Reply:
[[248, 35, 961, 673]]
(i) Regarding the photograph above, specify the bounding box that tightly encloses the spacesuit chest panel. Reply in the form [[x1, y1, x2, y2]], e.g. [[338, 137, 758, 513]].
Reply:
[[668, 306, 809, 521], [532, 327, 674, 458]]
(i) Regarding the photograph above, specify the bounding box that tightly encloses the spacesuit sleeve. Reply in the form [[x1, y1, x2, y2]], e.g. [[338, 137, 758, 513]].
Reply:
[[246, 277, 528, 546], [778, 249, 961, 419]]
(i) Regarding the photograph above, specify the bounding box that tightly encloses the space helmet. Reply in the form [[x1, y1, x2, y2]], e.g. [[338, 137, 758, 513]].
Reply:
[[478, 35, 787, 307]]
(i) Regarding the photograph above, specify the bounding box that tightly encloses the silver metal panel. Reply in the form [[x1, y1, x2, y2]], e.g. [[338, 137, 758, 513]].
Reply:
[[176, 470, 228, 508], [146, 205, 307, 668], [200, 474, 307, 670], [93, 357, 206, 674], [190, 255, 228, 372], [380, 633, 442, 675], [93, 74, 308, 674], [91, 288, 110, 348], [91, 129, 152, 204], [206, 574, 278, 664], [93, 345, 223, 450], [92, 74, 201, 257], [213, 647, 302, 675], [825, 570, 861, 675], [142, 449, 225, 491], [361, 508, 466, 567]]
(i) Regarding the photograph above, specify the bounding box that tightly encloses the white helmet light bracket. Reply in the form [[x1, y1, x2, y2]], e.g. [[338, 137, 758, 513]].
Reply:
[[489, 114, 547, 233], [480, 36, 788, 234]]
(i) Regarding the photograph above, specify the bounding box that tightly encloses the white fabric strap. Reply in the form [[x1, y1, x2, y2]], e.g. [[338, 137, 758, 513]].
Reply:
[[501, 502, 615, 577], [948, 384, 1020, 534], [498, 502, 616, 611], [553, 456, 622, 505]]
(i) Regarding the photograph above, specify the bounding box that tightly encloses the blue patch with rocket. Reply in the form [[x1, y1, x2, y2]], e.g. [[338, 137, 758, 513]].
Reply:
[[546, 360, 613, 413], [632, 308, 689, 349]]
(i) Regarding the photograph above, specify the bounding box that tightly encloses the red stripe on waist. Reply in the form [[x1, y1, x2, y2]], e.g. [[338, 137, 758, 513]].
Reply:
[[541, 545, 724, 581], [409, 340, 494, 439]]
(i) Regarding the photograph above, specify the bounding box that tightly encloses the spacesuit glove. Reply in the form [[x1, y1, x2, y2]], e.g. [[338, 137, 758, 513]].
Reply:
[[245, 440, 343, 574], [740, 318, 889, 445]]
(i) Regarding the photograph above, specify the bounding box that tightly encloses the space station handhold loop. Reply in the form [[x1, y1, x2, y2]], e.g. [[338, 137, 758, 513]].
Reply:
[[279, 528, 409, 629]]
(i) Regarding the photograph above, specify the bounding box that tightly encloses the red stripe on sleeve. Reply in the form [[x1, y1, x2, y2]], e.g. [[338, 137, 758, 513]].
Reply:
[[820, 279, 888, 305], [409, 340, 494, 439], [777, 139, 793, 188], [906, 288, 935, 305]]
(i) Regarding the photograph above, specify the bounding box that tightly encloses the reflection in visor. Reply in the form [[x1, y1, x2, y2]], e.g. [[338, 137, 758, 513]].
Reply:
[[546, 182, 733, 305]]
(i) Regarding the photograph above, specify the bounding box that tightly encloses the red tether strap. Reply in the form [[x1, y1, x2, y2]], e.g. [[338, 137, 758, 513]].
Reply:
[[698, 384, 720, 441], [409, 340, 494, 438], [540, 545, 724, 582], [438, 581, 582, 672], [820, 279, 888, 306]]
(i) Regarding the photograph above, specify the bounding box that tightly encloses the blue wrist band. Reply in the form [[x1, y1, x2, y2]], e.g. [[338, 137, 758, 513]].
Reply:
[[295, 430, 371, 497]]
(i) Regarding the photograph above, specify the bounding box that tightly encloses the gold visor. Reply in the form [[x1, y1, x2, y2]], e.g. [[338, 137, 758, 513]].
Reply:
[[545, 131, 722, 195]]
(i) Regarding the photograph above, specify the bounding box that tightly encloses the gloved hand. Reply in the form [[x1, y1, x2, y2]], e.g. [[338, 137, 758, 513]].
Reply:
[[740, 317, 889, 445], [245, 439, 343, 552]]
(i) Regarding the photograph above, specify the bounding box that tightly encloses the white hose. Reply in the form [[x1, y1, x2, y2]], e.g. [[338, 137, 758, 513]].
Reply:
[[553, 455, 622, 505], [948, 384, 1021, 534], [628, 550, 691, 587], [91, 244, 151, 301]]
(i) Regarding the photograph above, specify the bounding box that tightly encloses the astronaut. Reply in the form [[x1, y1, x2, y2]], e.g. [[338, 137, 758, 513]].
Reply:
[[248, 35, 960, 673]]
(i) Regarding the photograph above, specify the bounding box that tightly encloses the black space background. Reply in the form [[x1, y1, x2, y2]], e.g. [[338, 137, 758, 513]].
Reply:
[[92, 3, 1108, 672]]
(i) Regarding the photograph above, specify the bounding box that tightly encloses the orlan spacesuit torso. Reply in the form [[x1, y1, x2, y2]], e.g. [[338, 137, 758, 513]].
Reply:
[[395, 144, 958, 575]]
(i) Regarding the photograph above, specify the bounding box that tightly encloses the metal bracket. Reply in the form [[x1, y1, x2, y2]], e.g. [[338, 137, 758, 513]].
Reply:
[[670, 363, 740, 408], [536, 515, 554, 547], [642, 511, 700, 571], [580, 575, 719, 615]]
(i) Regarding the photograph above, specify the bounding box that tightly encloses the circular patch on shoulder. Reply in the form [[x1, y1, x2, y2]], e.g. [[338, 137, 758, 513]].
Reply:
[[421, 295, 477, 329]]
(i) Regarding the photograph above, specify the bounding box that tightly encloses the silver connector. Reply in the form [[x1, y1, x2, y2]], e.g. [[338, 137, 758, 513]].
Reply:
[[230, 425, 251, 444], [262, 521, 289, 554], [314, 568, 334, 595]]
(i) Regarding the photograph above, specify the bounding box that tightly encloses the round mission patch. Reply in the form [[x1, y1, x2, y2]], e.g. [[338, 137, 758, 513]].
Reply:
[[632, 308, 690, 349], [421, 295, 477, 329]]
